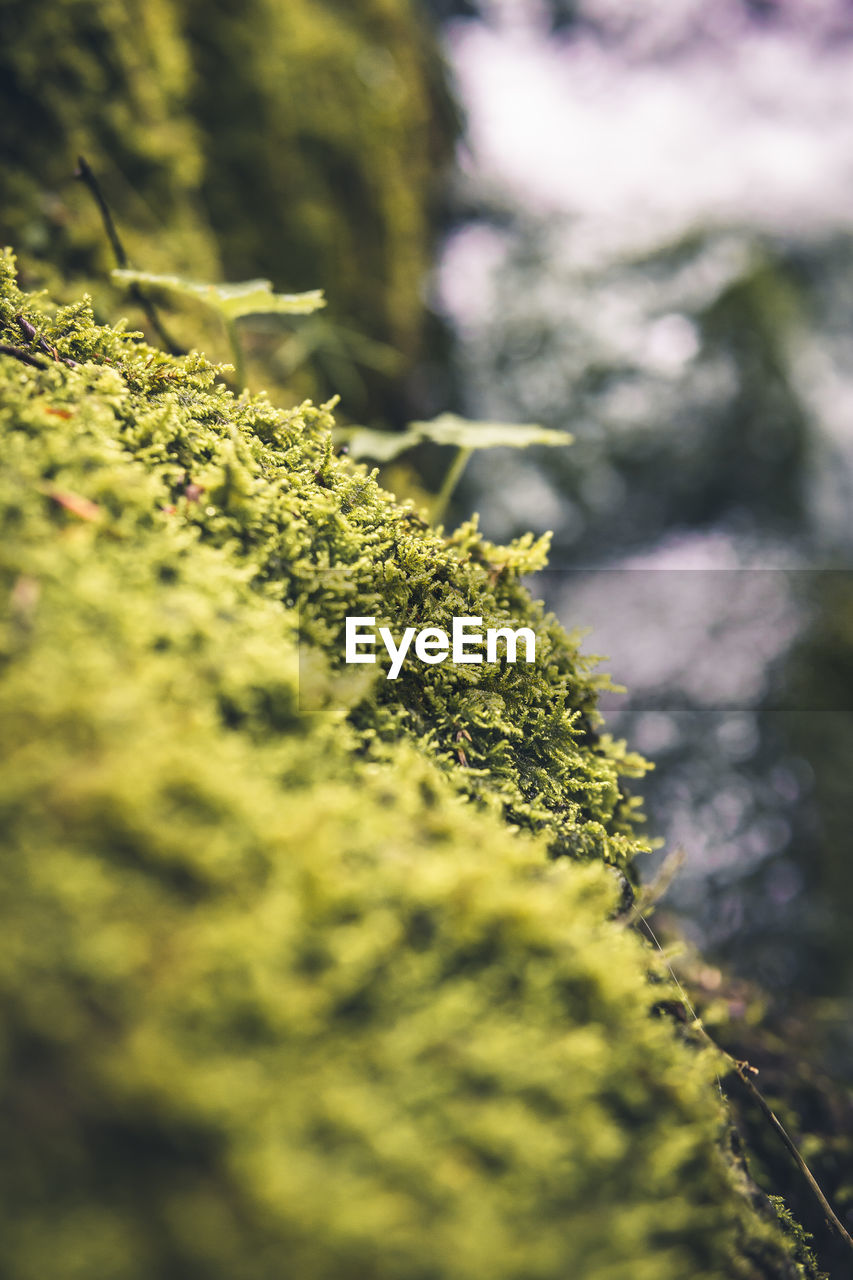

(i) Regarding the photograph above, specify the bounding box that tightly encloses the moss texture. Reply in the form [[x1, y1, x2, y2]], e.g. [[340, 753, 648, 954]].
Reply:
[[0, 0, 453, 403], [0, 255, 809, 1278], [0, 251, 647, 868]]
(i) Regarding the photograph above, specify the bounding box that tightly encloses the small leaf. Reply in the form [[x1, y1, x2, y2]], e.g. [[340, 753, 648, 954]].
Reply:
[[337, 427, 425, 463], [338, 414, 572, 462], [408, 413, 573, 450], [112, 270, 325, 320]]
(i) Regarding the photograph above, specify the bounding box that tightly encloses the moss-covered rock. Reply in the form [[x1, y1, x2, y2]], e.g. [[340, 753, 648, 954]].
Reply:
[[0, 0, 454, 409], [0, 255, 810, 1278]]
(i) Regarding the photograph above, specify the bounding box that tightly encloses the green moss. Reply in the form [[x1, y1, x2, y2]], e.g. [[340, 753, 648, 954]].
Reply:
[[0, 255, 805, 1277], [0, 250, 646, 868], [0, 0, 453, 407], [768, 1199, 827, 1280], [0, 0, 218, 282]]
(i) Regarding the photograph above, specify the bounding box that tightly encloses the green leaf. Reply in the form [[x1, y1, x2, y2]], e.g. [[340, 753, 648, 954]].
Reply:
[[409, 413, 573, 450], [338, 414, 573, 461], [337, 427, 423, 463], [112, 270, 325, 320]]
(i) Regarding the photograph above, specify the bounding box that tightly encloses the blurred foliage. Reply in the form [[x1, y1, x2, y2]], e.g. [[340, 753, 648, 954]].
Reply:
[[776, 573, 853, 991], [452, 224, 812, 561], [445, 206, 853, 1007], [436, 15, 853, 1252], [0, 0, 457, 417], [0, 253, 817, 1279]]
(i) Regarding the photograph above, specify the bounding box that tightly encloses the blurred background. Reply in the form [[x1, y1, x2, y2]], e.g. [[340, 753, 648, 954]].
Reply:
[[428, 8, 853, 1252], [4, 0, 853, 1257], [431, 0, 853, 1017]]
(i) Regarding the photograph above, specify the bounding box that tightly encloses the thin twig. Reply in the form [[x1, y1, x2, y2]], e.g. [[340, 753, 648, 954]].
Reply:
[[75, 155, 183, 355], [631, 907, 853, 1258], [14, 315, 78, 368], [729, 1060, 853, 1254], [0, 344, 47, 369], [633, 846, 686, 915], [75, 155, 128, 269], [632, 910, 724, 1098]]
